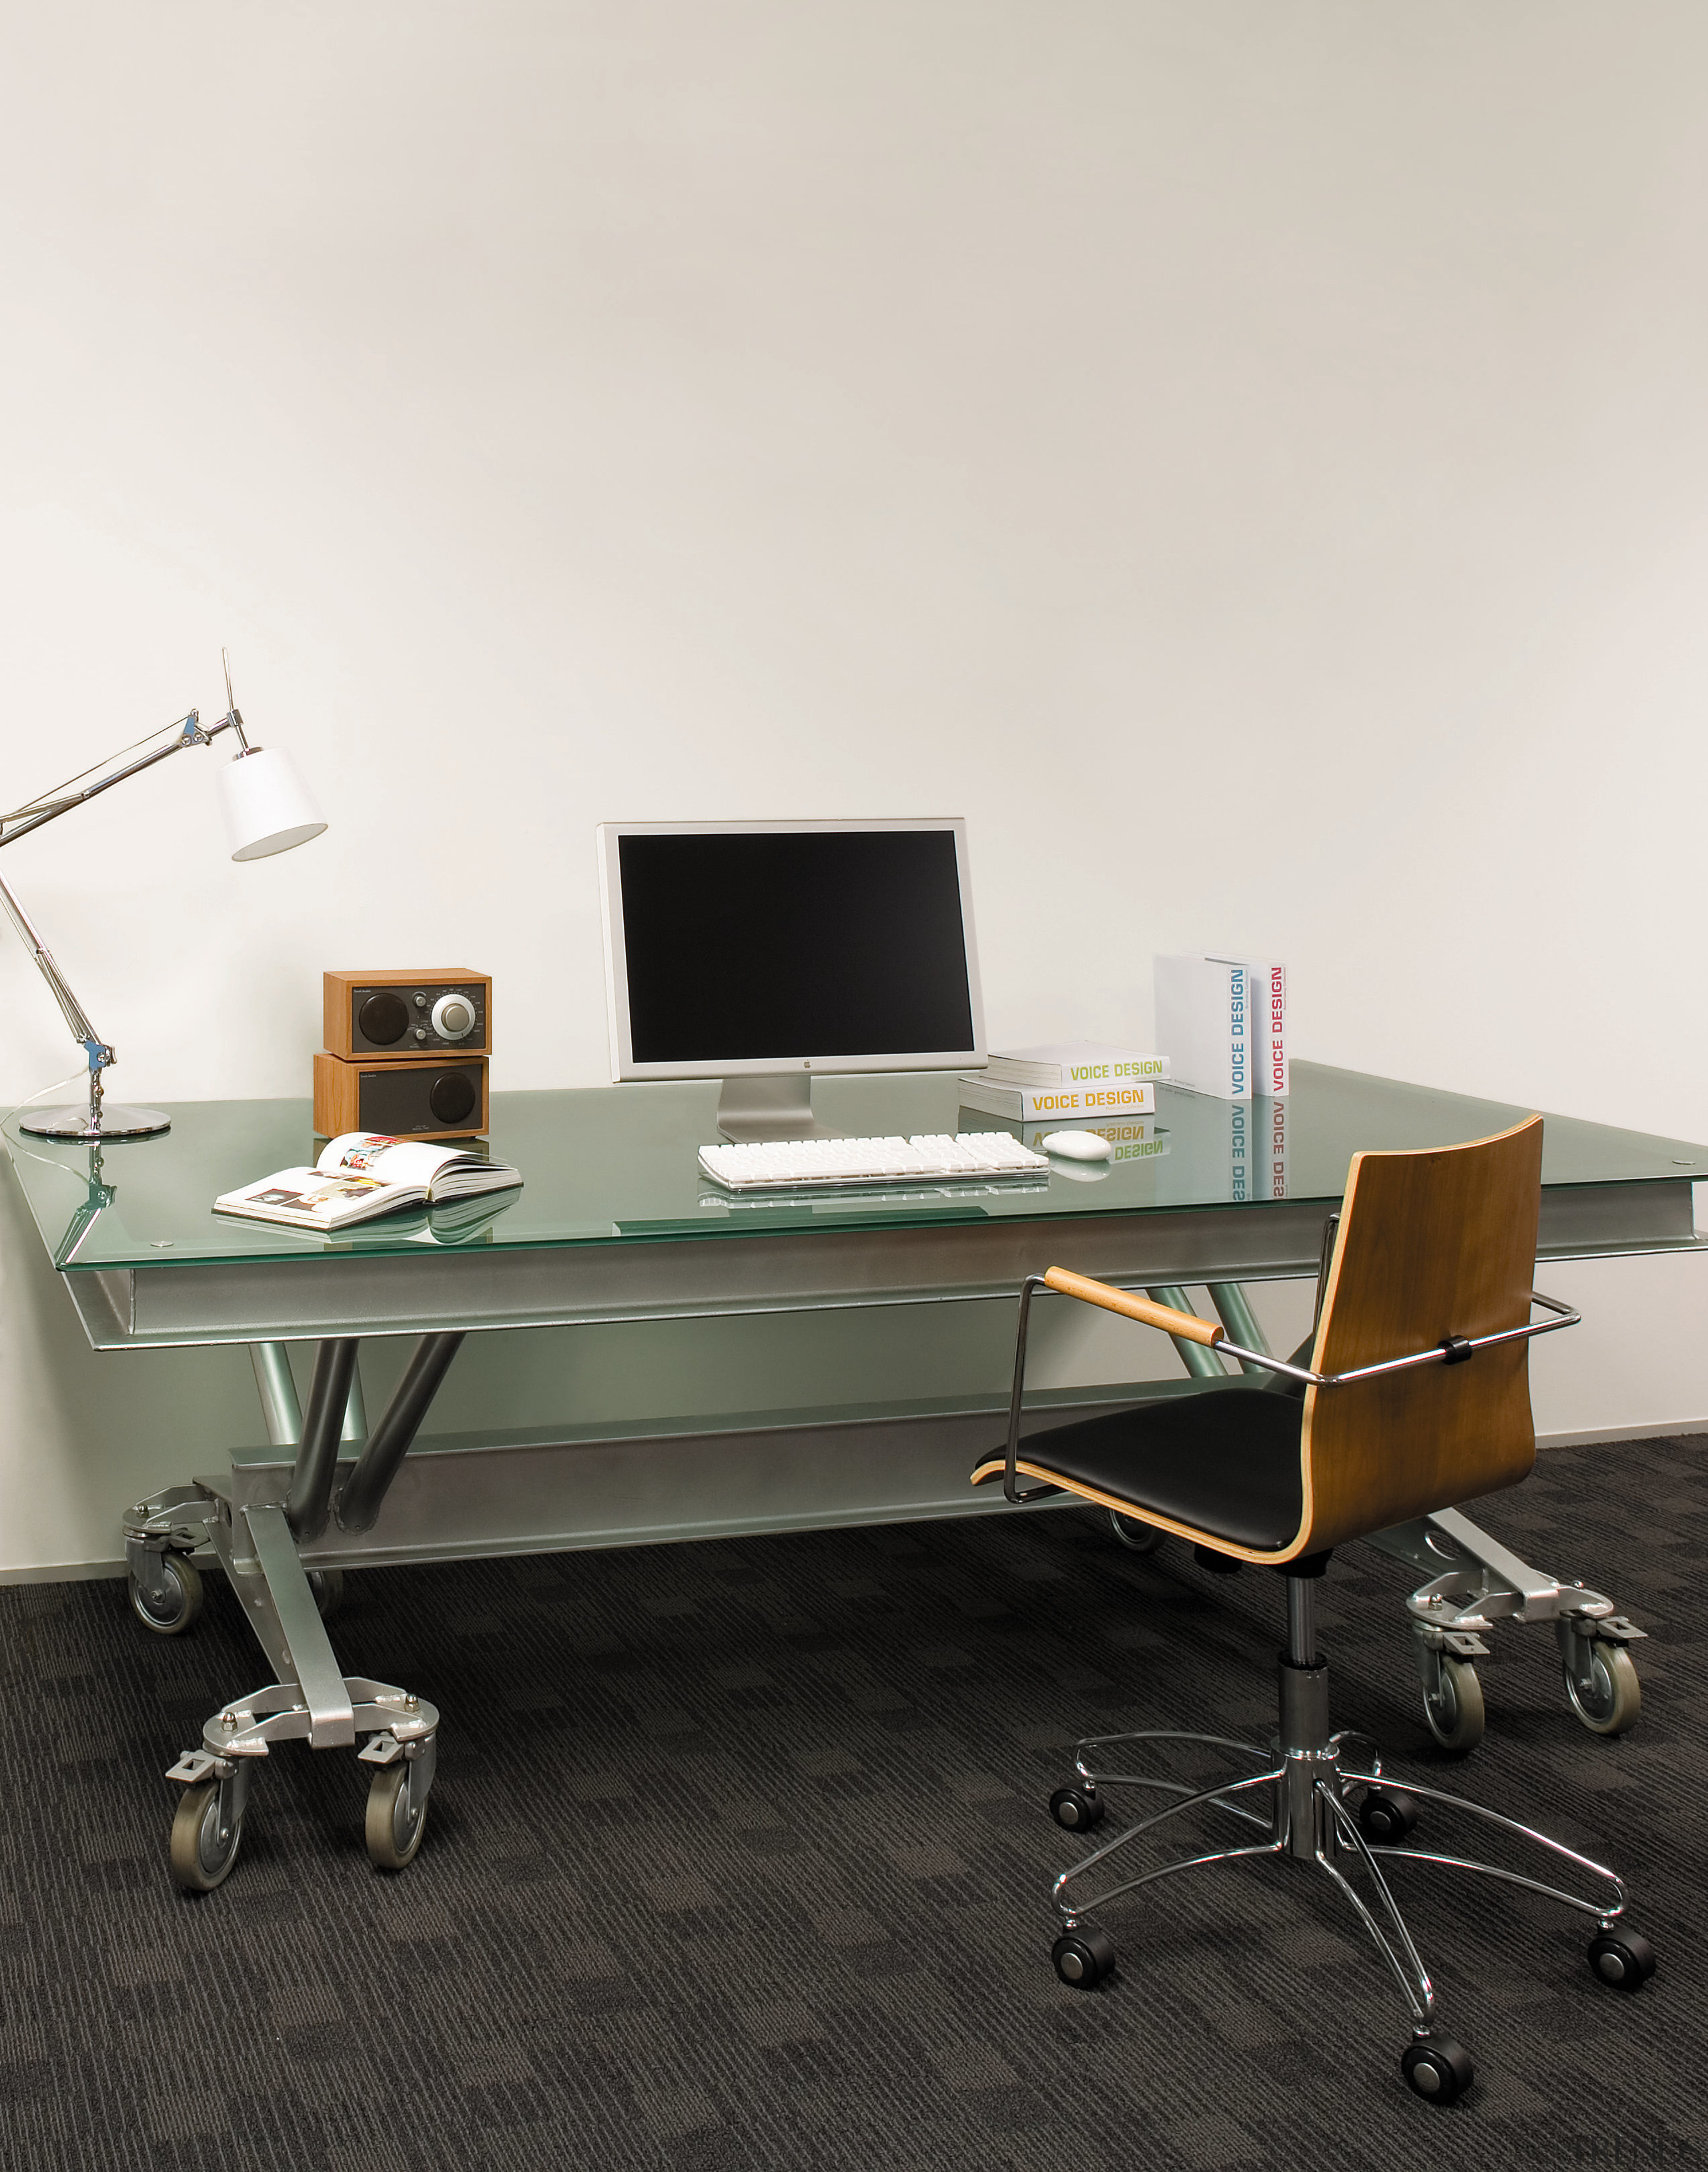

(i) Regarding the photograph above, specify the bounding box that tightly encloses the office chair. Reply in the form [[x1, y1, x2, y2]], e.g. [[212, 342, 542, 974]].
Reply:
[[971, 1116, 1655, 2104]]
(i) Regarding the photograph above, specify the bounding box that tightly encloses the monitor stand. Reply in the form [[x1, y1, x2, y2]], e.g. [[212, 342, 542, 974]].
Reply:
[[715, 1073, 833, 1143]]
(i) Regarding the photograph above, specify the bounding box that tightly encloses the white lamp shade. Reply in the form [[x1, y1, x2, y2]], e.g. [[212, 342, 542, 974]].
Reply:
[[218, 747, 328, 861]]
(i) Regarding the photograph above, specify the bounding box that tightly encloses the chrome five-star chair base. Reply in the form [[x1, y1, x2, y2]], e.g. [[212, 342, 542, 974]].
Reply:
[[1045, 1566, 1655, 2105]]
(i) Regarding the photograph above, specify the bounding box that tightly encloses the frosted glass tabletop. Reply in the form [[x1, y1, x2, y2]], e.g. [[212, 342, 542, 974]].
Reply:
[[5, 1061, 1703, 1276]]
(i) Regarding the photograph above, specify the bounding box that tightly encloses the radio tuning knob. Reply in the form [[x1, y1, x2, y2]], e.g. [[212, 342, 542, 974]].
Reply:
[[431, 994, 476, 1040]]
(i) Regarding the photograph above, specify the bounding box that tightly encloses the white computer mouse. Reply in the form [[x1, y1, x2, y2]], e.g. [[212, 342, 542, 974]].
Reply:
[[1040, 1130, 1112, 1162]]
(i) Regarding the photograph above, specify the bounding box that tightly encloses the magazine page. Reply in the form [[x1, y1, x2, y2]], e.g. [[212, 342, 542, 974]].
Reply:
[[314, 1134, 522, 1201], [214, 1166, 424, 1229], [316, 1134, 469, 1186]]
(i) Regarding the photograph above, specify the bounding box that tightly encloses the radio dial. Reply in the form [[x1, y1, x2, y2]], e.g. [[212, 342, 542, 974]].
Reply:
[[431, 994, 476, 1040]]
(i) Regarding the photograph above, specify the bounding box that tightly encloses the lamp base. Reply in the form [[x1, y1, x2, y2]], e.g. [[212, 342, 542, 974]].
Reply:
[[19, 1104, 171, 1142]]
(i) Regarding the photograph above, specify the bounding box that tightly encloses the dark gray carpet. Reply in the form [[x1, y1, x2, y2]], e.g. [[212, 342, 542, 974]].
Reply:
[[1, 1436, 1703, 2171]]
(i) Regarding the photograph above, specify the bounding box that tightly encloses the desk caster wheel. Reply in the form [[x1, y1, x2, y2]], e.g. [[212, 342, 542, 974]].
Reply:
[[308, 1568, 344, 1621], [1356, 1785, 1418, 1845], [1422, 1655, 1484, 1752], [1052, 1925, 1116, 1988], [1050, 1784, 1106, 1832], [170, 1781, 242, 1892], [1108, 1510, 1161, 1555], [1565, 1643, 1641, 1736], [1400, 2035, 1473, 2105], [1587, 1928, 1655, 1990], [366, 1763, 429, 1871], [129, 1554, 203, 1638]]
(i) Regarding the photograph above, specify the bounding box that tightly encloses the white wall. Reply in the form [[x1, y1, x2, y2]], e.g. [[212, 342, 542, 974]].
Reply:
[[3, 3, 1707, 1574]]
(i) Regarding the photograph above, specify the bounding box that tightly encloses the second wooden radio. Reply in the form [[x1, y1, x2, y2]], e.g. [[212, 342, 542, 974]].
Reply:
[[314, 1051, 488, 1139]]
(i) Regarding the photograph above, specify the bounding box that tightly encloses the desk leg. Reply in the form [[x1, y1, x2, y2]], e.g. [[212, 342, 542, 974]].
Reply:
[[154, 1336, 440, 1893]]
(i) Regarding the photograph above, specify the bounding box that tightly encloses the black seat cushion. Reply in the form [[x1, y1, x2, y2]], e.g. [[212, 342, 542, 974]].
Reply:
[[979, 1382, 1305, 1551]]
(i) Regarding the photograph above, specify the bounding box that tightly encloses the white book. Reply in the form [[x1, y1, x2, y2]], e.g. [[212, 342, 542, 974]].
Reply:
[[958, 1074, 1156, 1122], [983, 1041, 1171, 1089], [216, 1132, 522, 1231], [1154, 956, 1255, 1100], [1224, 958, 1287, 1098]]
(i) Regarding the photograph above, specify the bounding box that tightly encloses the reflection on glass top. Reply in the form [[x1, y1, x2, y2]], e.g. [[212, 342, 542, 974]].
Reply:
[[5, 1061, 1704, 1275]]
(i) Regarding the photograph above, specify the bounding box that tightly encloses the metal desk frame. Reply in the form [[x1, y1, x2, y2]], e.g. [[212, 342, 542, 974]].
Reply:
[[6, 1073, 1696, 1887]]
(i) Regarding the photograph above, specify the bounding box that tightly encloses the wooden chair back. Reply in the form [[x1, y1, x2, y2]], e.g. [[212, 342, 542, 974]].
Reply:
[[1298, 1114, 1544, 1555]]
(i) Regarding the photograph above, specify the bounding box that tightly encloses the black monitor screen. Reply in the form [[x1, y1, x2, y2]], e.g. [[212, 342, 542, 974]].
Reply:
[[618, 829, 977, 1064]]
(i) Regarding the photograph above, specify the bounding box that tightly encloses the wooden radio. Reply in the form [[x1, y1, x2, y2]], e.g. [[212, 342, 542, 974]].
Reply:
[[324, 969, 492, 1060], [313, 1051, 488, 1140]]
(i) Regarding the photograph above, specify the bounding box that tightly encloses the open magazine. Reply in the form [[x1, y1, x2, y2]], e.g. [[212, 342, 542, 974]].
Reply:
[[215, 1132, 522, 1232]]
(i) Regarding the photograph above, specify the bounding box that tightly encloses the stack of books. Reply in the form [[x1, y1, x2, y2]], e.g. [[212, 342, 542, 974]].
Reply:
[[959, 1041, 1169, 1122], [1154, 956, 1287, 1102]]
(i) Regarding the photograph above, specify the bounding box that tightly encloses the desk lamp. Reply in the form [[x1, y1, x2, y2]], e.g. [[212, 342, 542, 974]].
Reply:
[[0, 657, 326, 1142]]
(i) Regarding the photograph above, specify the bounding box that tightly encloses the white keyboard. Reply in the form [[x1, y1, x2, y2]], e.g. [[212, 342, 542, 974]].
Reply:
[[699, 1132, 1050, 1191]]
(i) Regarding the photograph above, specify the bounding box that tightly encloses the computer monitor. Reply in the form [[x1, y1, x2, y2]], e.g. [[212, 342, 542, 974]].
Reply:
[[597, 818, 986, 1139]]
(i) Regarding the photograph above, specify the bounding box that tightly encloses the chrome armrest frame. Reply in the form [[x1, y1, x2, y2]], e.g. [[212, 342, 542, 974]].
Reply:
[[1000, 1281, 1580, 1503], [1002, 1275, 1058, 1504], [1216, 1291, 1581, 1389]]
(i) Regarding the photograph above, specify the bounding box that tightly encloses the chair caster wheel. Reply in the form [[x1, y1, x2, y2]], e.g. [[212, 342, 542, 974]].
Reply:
[[1587, 1927, 1655, 1990], [1052, 1925, 1116, 1988], [1400, 2035, 1473, 2105], [1049, 1784, 1105, 1832], [1356, 1784, 1418, 1845]]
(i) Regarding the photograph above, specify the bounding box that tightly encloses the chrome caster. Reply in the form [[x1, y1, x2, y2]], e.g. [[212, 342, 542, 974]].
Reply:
[[1049, 1784, 1105, 1833], [1051, 1924, 1116, 1988], [1107, 1509, 1162, 1554], [1564, 1640, 1641, 1737], [129, 1552, 203, 1637], [364, 1746, 434, 1871], [169, 1778, 244, 1892], [1587, 1927, 1655, 1990], [1400, 2034, 1473, 2105], [1422, 1653, 1484, 1752]]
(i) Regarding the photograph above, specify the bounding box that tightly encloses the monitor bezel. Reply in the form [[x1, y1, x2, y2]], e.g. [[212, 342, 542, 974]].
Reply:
[[596, 817, 987, 1082]]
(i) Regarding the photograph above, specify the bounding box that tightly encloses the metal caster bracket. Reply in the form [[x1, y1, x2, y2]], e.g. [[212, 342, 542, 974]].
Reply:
[[123, 1483, 219, 1606], [173, 1678, 440, 1768]]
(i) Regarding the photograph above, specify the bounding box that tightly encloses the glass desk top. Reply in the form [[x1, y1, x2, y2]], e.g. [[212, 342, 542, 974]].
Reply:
[[5, 1062, 1705, 1279]]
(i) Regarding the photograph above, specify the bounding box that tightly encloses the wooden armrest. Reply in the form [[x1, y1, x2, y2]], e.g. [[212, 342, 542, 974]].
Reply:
[[1042, 1267, 1226, 1348]]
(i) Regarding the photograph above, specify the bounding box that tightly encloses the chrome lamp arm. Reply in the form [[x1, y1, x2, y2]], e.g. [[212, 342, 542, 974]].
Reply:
[[0, 710, 244, 1140]]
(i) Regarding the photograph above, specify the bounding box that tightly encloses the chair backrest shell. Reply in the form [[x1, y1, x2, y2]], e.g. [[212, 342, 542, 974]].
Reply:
[[1297, 1114, 1543, 1555]]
